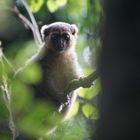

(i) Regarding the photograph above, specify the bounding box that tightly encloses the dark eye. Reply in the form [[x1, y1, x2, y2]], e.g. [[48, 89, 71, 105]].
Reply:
[[63, 34, 70, 41], [51, 33, 59, 39]]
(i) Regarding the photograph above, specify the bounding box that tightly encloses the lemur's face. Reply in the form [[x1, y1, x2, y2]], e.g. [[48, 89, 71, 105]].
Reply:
[[50, 32, 70, 52], [41, 22, 78, 53]]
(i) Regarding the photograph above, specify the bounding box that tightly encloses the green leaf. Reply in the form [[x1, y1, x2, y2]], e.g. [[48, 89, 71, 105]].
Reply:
[[71, 101, 79, 117], [66, 101, 79, 120], [79, 79, 100, 100], [0, 56, 13, 81], [47, 0, 67, 13], [82, 103, 99, 120], [56, 0, 67, 7], [13, 41, 37, 69], [47, 0, 57, 13], [19, 105, 48, 137], [48, 116, 89, 140], [27, 0, 43, 13], [11, 79, 33, 112], [19, 103, 59, 137], [18, 63, 42, 84], [0, 94, 9, 119]]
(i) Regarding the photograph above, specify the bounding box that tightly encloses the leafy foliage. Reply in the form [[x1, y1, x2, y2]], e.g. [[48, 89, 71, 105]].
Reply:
[[47, 0, 67, 13], [79, 78, 100, 100], [82, 103, 99, 120], [26, 0, 67, 13], [0, 0, 102, 139], [27, 0, 44, 12]]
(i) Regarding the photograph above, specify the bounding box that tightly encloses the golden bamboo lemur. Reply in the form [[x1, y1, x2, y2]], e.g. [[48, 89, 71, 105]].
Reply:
[[34, 22, 80, 109]]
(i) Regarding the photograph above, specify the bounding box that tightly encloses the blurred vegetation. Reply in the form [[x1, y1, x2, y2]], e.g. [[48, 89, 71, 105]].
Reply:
[[0, 0, 102, 139]]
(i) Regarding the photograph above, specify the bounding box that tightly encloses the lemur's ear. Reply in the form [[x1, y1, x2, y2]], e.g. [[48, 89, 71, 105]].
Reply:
[[40, 25, 49, 40], [70, 24, 78, 35]]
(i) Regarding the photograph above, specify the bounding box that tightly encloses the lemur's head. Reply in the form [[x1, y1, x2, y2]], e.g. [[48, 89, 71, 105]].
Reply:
[[41, 22, 78, 53]]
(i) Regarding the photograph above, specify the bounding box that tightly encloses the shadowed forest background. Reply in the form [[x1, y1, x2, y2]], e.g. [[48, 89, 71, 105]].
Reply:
[[1, 0, 140, 140]]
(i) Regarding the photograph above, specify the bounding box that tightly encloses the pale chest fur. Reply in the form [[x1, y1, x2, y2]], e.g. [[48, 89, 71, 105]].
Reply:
[[46, 52, 80, 92]]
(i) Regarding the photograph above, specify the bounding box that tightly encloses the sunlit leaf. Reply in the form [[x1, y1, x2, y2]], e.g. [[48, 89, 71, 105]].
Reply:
[[49, 116, 89, 140], [0, 57, 13, 81], [13, 41, 37, 68], [27, 0, 43, 13], [56, 0, 67, 7], [19, 102, 57, 137], [47, 0, 67, 13], [11, 79, 33, 112], [79, 69, 100, 100], [47, 0, 57, 13], [82, 103, 99, 120], [85, 79, 100, 100], [71, 101, 79, 117], [18, 63, 42, 84], [0, 0, 103, 139], [66, 101, 79, 120]]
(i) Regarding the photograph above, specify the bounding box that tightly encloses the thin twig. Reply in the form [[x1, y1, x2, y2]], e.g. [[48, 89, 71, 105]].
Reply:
[[14, 46, 44, 76], [1, 81, 18, 140], [20, 0, 42, 46], [0, 55, 17, 140], [0, 47, 15, 72], [7, 5, 44, 76], [12, 6, 42, 48]]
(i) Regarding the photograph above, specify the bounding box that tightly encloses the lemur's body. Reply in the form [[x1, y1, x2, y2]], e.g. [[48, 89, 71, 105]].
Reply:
[[34, 22, 80, 108]]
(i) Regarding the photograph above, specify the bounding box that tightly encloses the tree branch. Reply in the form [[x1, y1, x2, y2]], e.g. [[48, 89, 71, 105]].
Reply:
[[5, 3, 99, 93], [20, 0, 42, 47], [64, 71, 98, 94], [6, 2, 44, 76], [11, 6, 43, 48]]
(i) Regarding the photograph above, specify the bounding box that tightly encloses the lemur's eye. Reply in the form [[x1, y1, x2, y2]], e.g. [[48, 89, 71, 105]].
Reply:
[[51, 33, 59, 39], [63, 34, 70, 41]]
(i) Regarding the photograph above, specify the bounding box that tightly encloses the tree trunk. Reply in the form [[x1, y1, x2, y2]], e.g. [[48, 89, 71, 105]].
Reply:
[[95, 0, 140, 140]]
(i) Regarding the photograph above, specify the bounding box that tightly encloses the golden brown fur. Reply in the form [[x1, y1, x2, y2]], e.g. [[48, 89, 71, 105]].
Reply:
[[34, 22, 80, 107]]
